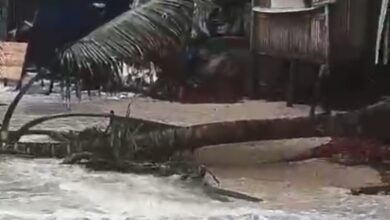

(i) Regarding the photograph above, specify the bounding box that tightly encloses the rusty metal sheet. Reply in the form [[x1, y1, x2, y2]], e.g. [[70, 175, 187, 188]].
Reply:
[[0, 42, 28, 81]]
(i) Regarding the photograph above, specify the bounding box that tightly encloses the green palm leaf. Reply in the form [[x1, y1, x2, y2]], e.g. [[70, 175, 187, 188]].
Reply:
[[58, 0, 196, 76]]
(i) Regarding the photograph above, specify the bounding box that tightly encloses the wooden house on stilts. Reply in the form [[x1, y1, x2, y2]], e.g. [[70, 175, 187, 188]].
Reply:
[[250, 0, 387, 115]]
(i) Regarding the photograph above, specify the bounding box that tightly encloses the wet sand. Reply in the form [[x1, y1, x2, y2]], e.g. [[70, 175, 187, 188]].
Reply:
[[195, 140, 383, 212], [0, 85, 387, 215], [209, 161, 382, 211]]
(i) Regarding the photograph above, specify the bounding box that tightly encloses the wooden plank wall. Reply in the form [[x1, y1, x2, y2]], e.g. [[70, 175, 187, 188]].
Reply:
[[330, 0, 368, 63], [0, 41, 27, 82], [253, 8, 328, 63], [252, 0, 369, 64]]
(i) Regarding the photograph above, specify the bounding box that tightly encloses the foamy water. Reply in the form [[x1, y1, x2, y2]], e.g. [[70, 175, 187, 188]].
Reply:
[[0, 156, 358, 220]]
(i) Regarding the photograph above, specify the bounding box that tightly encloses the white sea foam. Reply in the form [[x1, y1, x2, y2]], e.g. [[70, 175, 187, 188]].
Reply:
[[0, 157, 388, 220]]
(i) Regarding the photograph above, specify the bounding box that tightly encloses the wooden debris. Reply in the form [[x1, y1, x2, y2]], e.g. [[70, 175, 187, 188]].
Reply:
[[351, 184, 390, 195], [204, 184, 263, 202]]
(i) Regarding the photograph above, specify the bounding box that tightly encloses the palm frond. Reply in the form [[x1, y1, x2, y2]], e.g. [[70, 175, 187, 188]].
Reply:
[[194, 0, 216, 20], [192, 0, 217, 38], [130, 0, 152, 8], [58, 0, 195, 76]]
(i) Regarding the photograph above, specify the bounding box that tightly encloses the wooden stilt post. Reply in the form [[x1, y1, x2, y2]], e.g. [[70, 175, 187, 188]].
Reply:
[[0, 0, 8, 40], [249, 0, 259, 99], [286, 60, 296, 107], [310, 4, 332, 118], [310, 64, 327, 118]]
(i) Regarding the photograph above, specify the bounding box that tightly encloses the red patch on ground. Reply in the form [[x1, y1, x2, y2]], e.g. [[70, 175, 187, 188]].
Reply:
[[289, 137, 390, 164]]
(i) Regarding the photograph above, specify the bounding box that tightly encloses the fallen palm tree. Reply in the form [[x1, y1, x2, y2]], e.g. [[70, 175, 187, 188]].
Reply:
[[0, 104, 326, 203], [1, 98, 390, 200], [71, 98, 390, 163], [2, 113, 268, 202], [3, 114, 325, 156], [6, 98, 390, 162]]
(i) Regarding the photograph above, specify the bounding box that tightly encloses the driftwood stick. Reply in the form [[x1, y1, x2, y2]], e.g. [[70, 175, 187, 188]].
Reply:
[[204, 185, 262, 202]]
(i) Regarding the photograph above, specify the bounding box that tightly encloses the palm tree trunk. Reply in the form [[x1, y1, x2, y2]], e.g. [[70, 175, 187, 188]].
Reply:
[[113, 116, 328, 161], [1, 74, 40, 143], [114, 99, 390, 162]]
